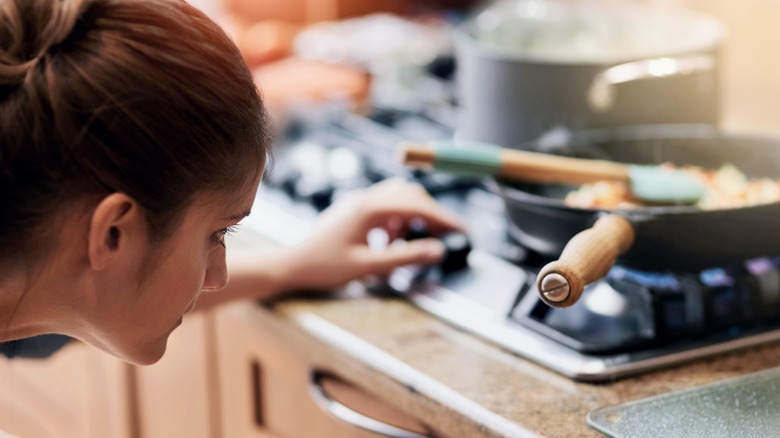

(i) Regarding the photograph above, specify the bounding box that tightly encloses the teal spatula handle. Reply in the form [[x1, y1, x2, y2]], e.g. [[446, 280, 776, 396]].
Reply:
[[400, 140, 630, 184], [429, 141, 502, 178]]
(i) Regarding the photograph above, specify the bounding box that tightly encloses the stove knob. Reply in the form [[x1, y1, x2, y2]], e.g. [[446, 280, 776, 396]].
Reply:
[[402, 220, 471, 273], [438, 231, 472, 274], [295, 177, 334, 211], [309, 186, 335, 211], [404, 219, 432, 242]]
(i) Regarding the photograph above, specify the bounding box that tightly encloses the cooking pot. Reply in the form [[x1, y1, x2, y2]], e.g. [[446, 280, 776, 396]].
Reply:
[[455, 1, 725, 147], [488, 125, 780, 307]]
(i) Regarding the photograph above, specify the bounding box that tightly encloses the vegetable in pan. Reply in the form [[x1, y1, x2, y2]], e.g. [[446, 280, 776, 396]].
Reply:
[[564, 163, 780, 210]]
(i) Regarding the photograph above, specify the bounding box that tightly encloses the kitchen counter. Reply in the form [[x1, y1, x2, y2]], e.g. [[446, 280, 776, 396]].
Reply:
[[219, 2, 780, 429], [223, 171, 780, 437], [227, 289, 780, 437]]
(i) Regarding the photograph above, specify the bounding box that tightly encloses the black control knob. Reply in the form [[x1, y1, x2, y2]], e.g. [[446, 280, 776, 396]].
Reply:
[[404, 218, 432, 242], [295, 177, 334, 211], [438, 231, 472, 274], [402, 220, 472, 274]]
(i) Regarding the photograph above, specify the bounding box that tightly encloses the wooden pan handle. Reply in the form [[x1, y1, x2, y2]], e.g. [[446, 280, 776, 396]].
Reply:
[[397, 142, 631, 186], [536, 215, 635, 308], [498, 149, 629, 185]]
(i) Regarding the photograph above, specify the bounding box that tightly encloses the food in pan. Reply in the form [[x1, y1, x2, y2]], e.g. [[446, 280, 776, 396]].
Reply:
[[564, 163, 780, 210]]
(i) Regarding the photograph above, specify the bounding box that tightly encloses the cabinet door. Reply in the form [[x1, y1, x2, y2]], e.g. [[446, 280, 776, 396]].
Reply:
[[133, 313, 219, 438], [0, 342, 134, 438], [213, 303, 437, 438]]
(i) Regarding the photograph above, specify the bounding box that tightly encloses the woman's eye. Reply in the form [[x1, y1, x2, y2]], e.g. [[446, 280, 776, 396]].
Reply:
[[213, 225, 239, 248]]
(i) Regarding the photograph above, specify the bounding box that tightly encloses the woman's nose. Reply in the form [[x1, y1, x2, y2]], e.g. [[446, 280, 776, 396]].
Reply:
[[202, 247, 228, 291]]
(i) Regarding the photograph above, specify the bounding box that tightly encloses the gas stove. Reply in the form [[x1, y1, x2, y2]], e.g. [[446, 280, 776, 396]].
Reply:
[[249, 72, 780, 382], [380, 189, 780, 381]]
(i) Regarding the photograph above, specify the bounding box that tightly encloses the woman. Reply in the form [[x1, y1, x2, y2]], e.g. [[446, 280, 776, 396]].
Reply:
[[0, 0, 462, 365]]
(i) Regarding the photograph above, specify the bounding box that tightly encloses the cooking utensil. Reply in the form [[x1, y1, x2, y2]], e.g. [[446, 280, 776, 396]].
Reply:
[[455, 4, 723, 147], [486, 125, 780, 308], [398, 140, 707, 203]]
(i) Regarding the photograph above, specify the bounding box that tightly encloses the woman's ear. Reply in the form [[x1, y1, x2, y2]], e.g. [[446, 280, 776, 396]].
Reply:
[[87, 193, 145, 271]]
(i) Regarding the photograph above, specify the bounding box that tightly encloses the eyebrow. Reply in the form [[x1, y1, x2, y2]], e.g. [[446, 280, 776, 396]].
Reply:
[[223, 209, 251, 222]]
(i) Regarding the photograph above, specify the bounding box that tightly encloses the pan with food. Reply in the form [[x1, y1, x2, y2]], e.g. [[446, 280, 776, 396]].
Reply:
[[486, 125, 780, 308]]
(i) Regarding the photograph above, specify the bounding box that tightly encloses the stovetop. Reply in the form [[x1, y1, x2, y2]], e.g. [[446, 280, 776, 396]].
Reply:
[[246, 67, 780, 382]]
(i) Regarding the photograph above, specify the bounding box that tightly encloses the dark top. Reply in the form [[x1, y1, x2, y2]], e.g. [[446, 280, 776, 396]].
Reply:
[[0, 334, 72, 359]]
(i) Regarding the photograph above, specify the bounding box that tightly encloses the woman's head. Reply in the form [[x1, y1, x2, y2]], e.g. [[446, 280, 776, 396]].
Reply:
[[0, 0, 270, 363], [0, 0, 269, 265]]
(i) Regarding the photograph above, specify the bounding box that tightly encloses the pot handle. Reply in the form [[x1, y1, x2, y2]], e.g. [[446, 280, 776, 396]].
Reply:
[[536, 214, 635, 308], [588, 54, 715, 112]]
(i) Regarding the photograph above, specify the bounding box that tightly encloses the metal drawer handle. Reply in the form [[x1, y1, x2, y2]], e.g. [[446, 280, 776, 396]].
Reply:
[[309, 371, 435, 438]]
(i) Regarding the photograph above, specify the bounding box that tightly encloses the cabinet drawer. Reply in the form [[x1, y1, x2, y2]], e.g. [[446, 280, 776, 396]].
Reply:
[[214, 303, 440, 438]]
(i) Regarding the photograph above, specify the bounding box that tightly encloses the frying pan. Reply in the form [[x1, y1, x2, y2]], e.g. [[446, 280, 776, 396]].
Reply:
[[487, 125, 780, 308]]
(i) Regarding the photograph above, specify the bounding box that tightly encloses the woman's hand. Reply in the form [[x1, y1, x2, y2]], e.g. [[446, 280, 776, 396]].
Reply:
[[279, 178, 465, 292]]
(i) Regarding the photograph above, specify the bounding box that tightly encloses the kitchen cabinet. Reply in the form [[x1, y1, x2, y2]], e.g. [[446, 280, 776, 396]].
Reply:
[[0, 302, 440, 438], [213, 302, 440, 438], [132, 313, 220, 438], [0, 315, 220, 438], [0, 341, 134, 438]]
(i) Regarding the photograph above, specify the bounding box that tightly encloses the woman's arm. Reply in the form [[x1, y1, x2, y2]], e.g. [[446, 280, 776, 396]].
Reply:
[[193, 178, 464, 311]]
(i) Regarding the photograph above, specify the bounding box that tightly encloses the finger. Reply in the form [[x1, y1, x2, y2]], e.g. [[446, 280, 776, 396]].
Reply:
[[384, 204, 464, 233], [355, 238, 446, 276], [376, 215, 416, 242], [324, 179, 465, 240]]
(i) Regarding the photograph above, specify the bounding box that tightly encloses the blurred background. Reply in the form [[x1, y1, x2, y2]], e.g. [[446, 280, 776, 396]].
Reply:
[[678, 0, 780, 134], [189, 0, 780, 136]]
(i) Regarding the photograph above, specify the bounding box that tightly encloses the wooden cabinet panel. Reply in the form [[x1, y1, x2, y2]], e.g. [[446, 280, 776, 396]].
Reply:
[[133, 313, 219, 438], [0, 342, 134, 438], [213, 302, 437, 438]]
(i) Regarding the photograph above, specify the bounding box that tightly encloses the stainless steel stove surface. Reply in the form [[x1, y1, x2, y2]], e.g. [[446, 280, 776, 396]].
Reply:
[[252, 94, 780, 382]]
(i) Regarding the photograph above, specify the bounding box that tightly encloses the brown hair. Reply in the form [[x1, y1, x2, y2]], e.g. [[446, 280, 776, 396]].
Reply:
[[0, 0, 270, 266]]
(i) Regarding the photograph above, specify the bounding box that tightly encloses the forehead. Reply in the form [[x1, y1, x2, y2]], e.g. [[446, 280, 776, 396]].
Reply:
[[191, 172, 263, 219]]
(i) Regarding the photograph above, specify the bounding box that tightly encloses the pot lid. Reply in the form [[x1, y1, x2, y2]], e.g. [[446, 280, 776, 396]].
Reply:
[[466, 0, 725, 64]]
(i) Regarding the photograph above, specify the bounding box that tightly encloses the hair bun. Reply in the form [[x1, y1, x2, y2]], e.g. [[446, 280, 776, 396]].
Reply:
[[0, 59, 37, 86], [0, 0, 88, 86]]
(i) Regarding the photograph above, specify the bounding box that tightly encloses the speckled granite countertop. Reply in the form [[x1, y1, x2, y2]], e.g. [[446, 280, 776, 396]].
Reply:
[[239, 290, 780, 438]]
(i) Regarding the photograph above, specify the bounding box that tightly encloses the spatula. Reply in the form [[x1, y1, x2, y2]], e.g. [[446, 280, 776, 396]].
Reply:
[[398, 140, 707, 203]]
